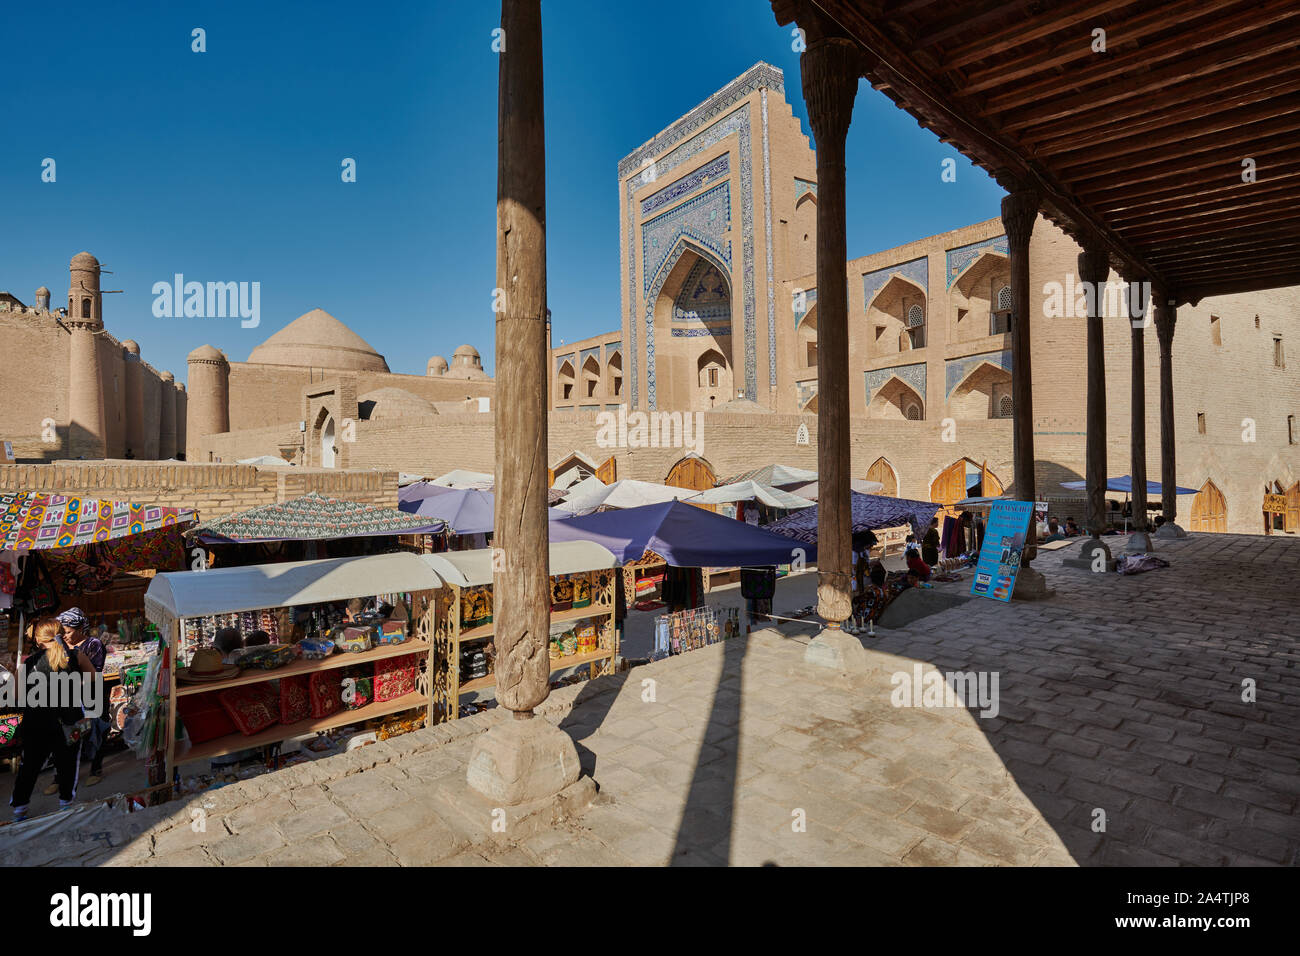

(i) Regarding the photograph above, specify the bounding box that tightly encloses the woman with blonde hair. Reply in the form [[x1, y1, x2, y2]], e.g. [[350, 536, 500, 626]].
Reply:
[[8, 617, 95, 821]]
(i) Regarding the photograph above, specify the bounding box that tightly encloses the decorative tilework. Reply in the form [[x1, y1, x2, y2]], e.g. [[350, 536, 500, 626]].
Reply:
[[642, 183, 731, 294], [604, 342, 622, 359], [864, 362, 927, 403], [579, 405, 600, 413], [762, 88, 776, 391], [672, 328, 732, 337], [795, 378, 818, 408], [623, 63, 782, 409], [640, 154, 730, 217], [944, 349, 1013, 398], [555, 352, 575, 372], [863, 257, 929, 313], [793, 286, 818, 327], [946, 236, 1009, 288], [578, 347, 601, 370], [673, 258, 729, 322], [794, 178, 817, 201]]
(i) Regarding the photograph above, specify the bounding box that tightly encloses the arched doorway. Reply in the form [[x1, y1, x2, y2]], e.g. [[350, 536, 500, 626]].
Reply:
[[1190, 479, 1227, 532], [1288, 481, 1300, 532], [320, 415, 336, 469], [866, 457, 898, 497], [931, 458, 1002, 515], [666, 454, 716, 512]]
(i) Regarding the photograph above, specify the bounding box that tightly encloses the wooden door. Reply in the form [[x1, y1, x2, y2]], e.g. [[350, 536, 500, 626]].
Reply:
[[981, 461, 1004, 496], [930, 460, 969, 510], [667, 456, 716, 512], [596, 455, 617, 484], [1190, 480, 1227, 533], [867, 457, 898, 497], [1286, 482, 1300, 532]]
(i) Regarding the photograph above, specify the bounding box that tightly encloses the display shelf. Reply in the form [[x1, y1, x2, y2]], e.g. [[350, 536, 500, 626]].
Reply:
[[176, 692, 429, 764], [458, 649, 614, 695], [453, 604, 615, 644], [175, 640, 431, 697]]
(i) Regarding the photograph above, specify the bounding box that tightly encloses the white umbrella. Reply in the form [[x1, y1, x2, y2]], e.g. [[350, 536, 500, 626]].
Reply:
[[554, 478, 697, 516], [688, 480, 815, 510], [431, 469, 494, 489], [788, 478, 884, 500], [237, 455, 291, 466]]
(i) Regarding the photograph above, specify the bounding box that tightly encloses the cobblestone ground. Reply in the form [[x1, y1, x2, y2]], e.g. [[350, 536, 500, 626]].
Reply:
[[3, 532, 1296, 866]]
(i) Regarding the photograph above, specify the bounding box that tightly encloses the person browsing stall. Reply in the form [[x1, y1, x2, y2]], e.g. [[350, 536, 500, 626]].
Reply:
[[56, 608, 109, 788]]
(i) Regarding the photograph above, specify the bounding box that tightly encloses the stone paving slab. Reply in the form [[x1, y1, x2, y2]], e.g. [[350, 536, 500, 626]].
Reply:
[[2, 532, 1296, 866]]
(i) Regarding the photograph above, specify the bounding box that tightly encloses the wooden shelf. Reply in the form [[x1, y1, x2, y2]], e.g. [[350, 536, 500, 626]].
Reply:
[[454, 605, 613, 644], [175, 640, 431, 697], [176, 692, 429, 764], [458, 649, 614, 695]]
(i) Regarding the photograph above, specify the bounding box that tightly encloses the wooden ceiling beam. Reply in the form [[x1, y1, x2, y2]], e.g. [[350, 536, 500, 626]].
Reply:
[[960, 0, 1249, 96], [1150, 244, 1300, 270], [939, 0, 1136, 70], [1122, 201, 1300, 242], [997, 30, 1300, 132], [981, 1, 1299, 114], [1180, 271, 1300, 300], [1071, 134, 1296, 195], [910, 1, 1033, 51], [1095, 169, 1300, 218], [1106, 181, 1300, 227], [1138, 217, 1300, 254]]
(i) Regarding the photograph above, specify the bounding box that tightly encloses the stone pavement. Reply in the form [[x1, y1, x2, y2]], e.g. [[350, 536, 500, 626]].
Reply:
[[2, 531, 1296, 866]]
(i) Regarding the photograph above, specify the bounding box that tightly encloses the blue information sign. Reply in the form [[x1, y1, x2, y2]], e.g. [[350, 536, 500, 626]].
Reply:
[[970, 500, 1035, 602]]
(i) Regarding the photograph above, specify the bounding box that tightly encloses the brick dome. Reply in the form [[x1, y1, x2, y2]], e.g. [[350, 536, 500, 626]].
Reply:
[[247, 308, 389, 372]]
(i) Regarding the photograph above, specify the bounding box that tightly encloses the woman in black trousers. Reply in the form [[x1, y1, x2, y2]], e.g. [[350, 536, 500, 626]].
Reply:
[[9, 618, 95, 821]]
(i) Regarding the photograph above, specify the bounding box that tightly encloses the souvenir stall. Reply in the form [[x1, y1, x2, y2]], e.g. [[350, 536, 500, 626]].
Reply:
[[685, 480, 816, 591], [143, 551, 445, 795], [423, 541, 619, 720], [397, 483, 566, 553], [0, 493, 196, 765]]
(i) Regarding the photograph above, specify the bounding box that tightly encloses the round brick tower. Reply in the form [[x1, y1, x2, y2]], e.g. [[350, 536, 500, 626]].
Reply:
[[35, 286, 50, 311], [158, 370, 177, 459], [185, 345, 229, 461], [121, 340, 146, 458], [174, 382, 187, 461], [66, 253, 106, 458]]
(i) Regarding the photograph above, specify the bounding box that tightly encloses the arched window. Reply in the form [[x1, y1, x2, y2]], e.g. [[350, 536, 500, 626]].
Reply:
[[999, 395, 1013, 418], [992, 285, 1013, 335], [81, 298, 91, 318], [997, 286, 1012, 311], [907, 304, 925, 328], [905, 403, 922, 421]]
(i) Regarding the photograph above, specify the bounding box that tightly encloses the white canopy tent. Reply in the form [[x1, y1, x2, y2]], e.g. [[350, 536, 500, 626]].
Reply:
[[430, 469, 495, 490], [553, 478, 697, 516], [421, 540, 617, 588], [688, 480, 815, 510]]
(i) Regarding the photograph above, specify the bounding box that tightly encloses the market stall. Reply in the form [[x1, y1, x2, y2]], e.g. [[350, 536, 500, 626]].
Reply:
[[684, 480, 815, 590], [423, 541, 619, 719], [144, 551, 445, 786]]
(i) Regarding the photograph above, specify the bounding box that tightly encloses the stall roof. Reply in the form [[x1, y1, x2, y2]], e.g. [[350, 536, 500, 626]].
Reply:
[[721, 464, 818, 488], [144, 552, 443, 622], [1060, 476, 1199, 495], [193, 492, 444, 543], [0, 492, 195, 552], [553, 478, 697, 516], [550, 500, 803, 567], [399, 486, 567, 535], [421, 540, 617, 588], [688, 480, 815, 510], [766, 492, 941, 548]]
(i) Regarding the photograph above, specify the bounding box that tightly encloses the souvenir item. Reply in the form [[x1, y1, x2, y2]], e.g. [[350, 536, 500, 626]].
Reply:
[[341, 665, 373, 710], [298, 638, 335, 660], [551, 575, 574, 611], [576, 622, 598, 654], [217, 684, 280, 736], [460, 647, 489, 681], [334, 626, 372, 654], [561, 631, 577, 657], [461, 585, 492, 628], [374, 653, 419, 703], [176, 646, 239, 683], [279, 674, 311, 724], [375, 620, 407, 645], [308, 671, 342, 719], [238, 644, 297, 670], [572, 574, 592, 609], [176, 691, 238, 745]]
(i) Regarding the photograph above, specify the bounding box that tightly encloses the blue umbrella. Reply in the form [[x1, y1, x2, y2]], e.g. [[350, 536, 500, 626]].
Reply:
[[1059, 476, 1199, 495], [402, 486, 566, 536]]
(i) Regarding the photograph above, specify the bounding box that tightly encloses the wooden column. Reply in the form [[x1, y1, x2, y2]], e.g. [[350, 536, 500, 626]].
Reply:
[[1000, 188, 1039, 565], [1127, 279, 1149, 534], [493, 0, 550, 718], [1154, 300, 1179, 525], [1078, 245, 1110, 542], [802, 34, 860, 624]]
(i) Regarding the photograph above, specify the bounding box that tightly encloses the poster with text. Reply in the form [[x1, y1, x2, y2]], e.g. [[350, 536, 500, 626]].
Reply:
[[971, 500, 1035, 602]]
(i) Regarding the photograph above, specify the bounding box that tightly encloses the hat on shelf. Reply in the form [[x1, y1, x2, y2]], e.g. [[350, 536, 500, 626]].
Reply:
[[176, 646, 239, 683]]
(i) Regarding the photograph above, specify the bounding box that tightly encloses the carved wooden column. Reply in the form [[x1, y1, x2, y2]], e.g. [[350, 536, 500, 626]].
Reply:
[[469, 0, 582, 805], [1126, 278, 1153, 551], [804, 35, 858, 626], [1077, 244, 1112, 568], [1000, 188, 1051, 597], [1154, 299, 1185, 536]]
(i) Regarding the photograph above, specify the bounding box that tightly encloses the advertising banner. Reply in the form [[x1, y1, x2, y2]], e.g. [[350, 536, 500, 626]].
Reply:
[[971, 500, 1035, 602]]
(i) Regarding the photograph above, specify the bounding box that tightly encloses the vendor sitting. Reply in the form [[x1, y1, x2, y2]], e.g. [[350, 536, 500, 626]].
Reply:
[[1042, 520, 1067, 543], [904, 539, 932, 582]]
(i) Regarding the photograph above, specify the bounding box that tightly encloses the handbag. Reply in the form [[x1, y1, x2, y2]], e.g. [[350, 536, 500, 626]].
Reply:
[[60, 718, 92, 749]]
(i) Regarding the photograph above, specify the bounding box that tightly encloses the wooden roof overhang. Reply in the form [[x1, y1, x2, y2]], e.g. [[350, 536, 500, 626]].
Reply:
[[772, 0, 1300, 305]]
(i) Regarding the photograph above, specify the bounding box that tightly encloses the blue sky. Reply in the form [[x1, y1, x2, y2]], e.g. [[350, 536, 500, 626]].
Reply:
[[1, 0, 1004, 382]]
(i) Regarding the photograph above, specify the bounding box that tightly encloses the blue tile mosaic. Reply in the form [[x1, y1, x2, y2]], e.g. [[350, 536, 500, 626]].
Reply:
[[762, 88, 776, 391], [946, 236, 1008, 289], [863, 257, 929, 313], [640, 154, 730, 218], [944, 349, 1013, 398], [865, 362, 927, 404], [794, 178, 818, 202], [793, 286, 818, 327]]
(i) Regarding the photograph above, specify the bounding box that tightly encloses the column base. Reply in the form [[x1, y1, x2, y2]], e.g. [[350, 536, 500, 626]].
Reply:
[[804, 623, 869, 673], [1011, 566, 1055, 600], [1125, 531, 1154, 552], [1155, 522, 1187, 539], [1063, 537, 1115, 573], [467, 715, 583, 806]]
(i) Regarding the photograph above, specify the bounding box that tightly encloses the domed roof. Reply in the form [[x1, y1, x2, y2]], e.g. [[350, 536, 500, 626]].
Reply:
[[36, 286, 50, 295], [160, 370, 175, 382], [70, 252, 99, 268], [453, 344, 480, 358], [357, 388, 438, 421], [121, 340, 140, 355], [247, 308, 389, 372], [427, 355, 449, 375], [187, 344, 226, 363]]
